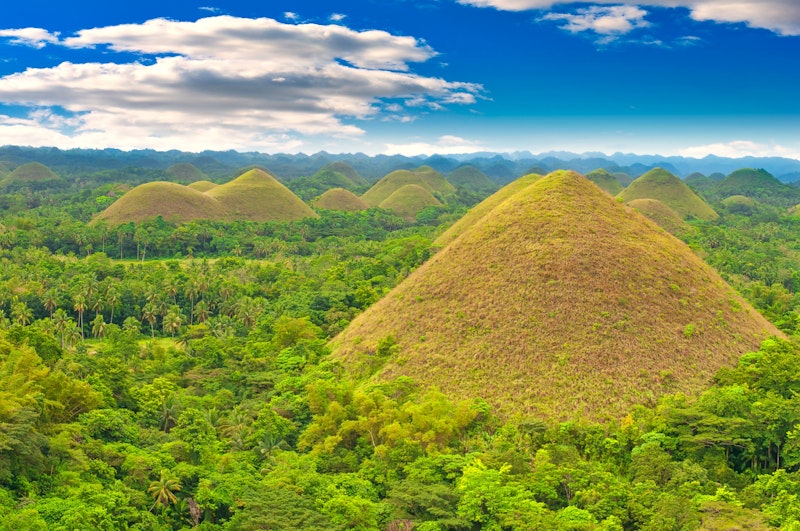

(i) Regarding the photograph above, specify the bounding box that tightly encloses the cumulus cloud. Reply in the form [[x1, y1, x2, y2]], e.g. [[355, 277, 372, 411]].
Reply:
[[0, 28, 60, 48], [679, 140, 800, 159], [384, 135, 487, 156], [0, 16, 482, 152], [458, 0, 800, 36], [540, 6, 650, 35], [330, 13, 347, 22]]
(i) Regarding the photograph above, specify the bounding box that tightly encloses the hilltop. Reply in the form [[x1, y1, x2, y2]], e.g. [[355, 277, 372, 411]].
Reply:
[[95, 168, 317, 225], [94, 182, 228, 225], [446, 165, 497, 193], [187, 180, 218, 192], [206, 168, 317, 222], [714, 168, 800, 205], [361, 166, 455, 206], [378, 184, 442, 221], [585, 168, 624, 195], [0, 162, 63, 189], [288, 162, 369, 201], [435, 172, 544, 247], [166, 162, 209, 183], [332, 170, 778, 419], [618, 167, 718, 221], [312, 188, 369, 211]]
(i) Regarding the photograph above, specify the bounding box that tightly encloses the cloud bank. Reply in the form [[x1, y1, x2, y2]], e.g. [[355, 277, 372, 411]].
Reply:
[[459, 0, 800, 36], [0, 16, 482, 152]]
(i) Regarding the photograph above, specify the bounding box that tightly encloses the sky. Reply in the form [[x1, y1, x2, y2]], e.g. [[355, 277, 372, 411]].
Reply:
[[0, 0, 798, 158]]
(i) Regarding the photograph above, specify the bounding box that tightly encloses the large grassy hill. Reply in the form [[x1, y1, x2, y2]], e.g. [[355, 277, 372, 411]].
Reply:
[[332, 170, 778, 420], [714, 168, 800, 205], [94, 182, 228, 225], [207, 168, 318, 222], [312, 188, 369, 211], [627, 198, 689, 236], [0, 162, 63, 189], [377, 184, 442, 221], [361, 166, 455, 206], [618, 167, 718, 221], [96, 168, 317, 225], [288, 162, 369, 201]]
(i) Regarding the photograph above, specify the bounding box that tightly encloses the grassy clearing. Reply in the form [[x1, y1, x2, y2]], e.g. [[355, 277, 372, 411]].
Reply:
[[618, 167, 718, 221], [333, 170, 779, 421]]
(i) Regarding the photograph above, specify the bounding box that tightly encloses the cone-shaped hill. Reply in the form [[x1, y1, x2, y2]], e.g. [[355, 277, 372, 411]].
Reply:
[[187, 180, 218, 192], [95, 168, 317, 225], [318, 161, 368, 187], [166, 163, 209, 183], [714, 168, 800, 204], [378, 184, 442, 221], [447, 165, 497, 193], [289, 162, 369, 201], [436, 172, 544, 247], [585, 168, 624, 195], [1, 162, 63, 189], [627, 198, 689, 236], [618, 168, 718, 221], [95, 182, 228, 225], [362, 166, 454, 206], [332, 170, 778, 420], [313, 188, 369, 211], [206, 168, 317, 222]]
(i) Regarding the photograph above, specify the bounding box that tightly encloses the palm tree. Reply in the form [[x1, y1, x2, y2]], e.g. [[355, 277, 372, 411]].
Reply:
[[63, 322, 82, 349], [105, 285, 120, 324], [193, 300, 210, 324], [52, 308, 70, 349], [11, 301, 33, 326], [91, 314, 107, 339], [162, 309, 183, 338], [42, 289, 59, 319], [148, 470, 181, 511], [72, 293, 87, 340], [142, 303, 158, 338], [160, 395, 180, 433]]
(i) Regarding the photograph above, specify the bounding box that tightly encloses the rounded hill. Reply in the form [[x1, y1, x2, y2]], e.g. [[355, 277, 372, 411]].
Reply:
[[317, 162, 367, 187], [361, 166, 454, 206], [714, 168, 800, 204], [332, 170, 778, 420], [313, 188, 369, 211], [166, 163, 208, 183], [1, 162, 62, 188], [207, 168, 317, 222], [378, 184, 442, 221], [447, 165, 497, 193], [585, 168, 623, 195], [94, 182, 228, 225], [618, 167, 718, 221]]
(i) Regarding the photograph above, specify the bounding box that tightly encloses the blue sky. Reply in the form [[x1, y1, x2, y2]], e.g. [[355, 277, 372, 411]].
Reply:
[[0, 0, 798, 158]]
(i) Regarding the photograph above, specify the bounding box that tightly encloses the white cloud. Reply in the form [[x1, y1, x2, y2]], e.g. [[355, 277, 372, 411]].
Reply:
[[330, 13, 347, 22], [540, 6, 650, 35], [0, 28, 59, 48], [384, 135, 487, 156], [679, 140, 800, 159], [284, 12, 299, 21], [458, 0, 800, 36], [0, 16, 482, 152], [198, 6, 221, 13]]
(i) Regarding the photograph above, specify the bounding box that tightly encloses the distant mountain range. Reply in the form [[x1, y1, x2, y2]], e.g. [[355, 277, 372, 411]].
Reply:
[[1, 145, 799, 183]]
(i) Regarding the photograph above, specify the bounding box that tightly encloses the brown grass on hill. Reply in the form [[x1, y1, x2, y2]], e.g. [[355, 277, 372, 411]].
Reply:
[[378, 184, 442, 221], [187, 180, 218, 192], [95, 168, 317, 225], [313, 188, 369, 211], [332, 170, 779, 420], [627, 198, 690, 236], [95, 182, 228, 225], [166, 163, 208, 183], [618, 168, 718, 221], [2, 162, 61, 184], [206, 168, 318, 222], [361, 166, 455, 206], [435, 172, 543, 247]]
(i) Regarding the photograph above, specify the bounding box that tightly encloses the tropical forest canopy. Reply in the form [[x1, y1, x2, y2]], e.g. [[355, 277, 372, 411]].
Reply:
[[2, 147, 800, 529]]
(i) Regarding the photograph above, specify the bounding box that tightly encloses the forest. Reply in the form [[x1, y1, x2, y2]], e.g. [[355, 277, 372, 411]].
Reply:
[[2, 156, 800, 530]]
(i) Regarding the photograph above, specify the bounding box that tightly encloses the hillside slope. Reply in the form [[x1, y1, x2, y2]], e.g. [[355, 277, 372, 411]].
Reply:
[[362, 166, 454, 206], [313, 188, 369, 211], [618, 168, 718, 221], [333, 170, 778, 419]]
